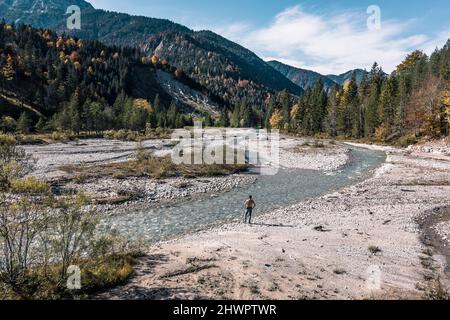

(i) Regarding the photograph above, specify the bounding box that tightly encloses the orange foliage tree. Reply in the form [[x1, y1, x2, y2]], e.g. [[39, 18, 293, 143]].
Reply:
[[269, 110, 284, 129], [406, 76, 444, 137]]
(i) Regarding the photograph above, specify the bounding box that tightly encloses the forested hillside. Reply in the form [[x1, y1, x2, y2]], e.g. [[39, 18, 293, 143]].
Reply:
[[0, 0, 303, 109], [0, 23, 219, 133]]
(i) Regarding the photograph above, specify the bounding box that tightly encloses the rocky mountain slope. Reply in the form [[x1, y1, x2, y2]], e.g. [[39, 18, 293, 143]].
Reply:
[[268, 60, 368, 90], [0, 0, 303, 109], [267, 60, 338, 90], [326, 69, 367, 86]]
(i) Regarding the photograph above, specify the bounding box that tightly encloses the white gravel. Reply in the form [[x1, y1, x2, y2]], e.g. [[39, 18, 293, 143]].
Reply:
[[22, 135, 350, 213], [100, 141, 450, 300]]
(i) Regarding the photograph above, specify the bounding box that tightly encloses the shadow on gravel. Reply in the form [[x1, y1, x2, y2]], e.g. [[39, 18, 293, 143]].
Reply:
[[94, 253, 200, 300], [417, 206, 450, 276], [106, 286, 194, 300], [251, 223, 295, 228]]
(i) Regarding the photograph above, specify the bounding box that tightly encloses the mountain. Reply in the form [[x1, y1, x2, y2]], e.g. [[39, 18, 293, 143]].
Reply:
[[267, 60, 337, 90], [0, 0, 93, 27], [0, 22, 224, 127], [326, 69, 366, 86], [267, 60, 369, 90], [0, 0, 303, 109]]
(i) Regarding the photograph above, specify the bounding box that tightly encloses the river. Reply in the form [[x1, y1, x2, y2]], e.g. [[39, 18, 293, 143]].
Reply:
[[100, 145, 386, 243]]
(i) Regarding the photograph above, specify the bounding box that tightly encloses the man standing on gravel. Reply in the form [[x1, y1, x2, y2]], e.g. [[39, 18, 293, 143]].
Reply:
[[244, 196, 256, 224]]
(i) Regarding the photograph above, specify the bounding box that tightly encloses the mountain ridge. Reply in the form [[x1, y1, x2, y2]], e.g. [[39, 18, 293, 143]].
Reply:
[[267, 60, 338, 90], [0, 0, 303, 109], [326, 69, 367, 86], [267, 60, 368, 90]]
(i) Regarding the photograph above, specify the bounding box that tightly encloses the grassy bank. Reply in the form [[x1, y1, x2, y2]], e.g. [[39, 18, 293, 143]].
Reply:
[[59, 152, 249, 182]]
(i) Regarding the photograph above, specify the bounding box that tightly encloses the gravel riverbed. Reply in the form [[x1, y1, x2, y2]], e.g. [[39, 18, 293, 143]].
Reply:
[[98, 141, 450, 300], [23, 136, 349, 214]]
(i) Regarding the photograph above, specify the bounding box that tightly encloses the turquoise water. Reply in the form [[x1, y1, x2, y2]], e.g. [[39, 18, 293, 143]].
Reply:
[[100, 146, 386, 243]]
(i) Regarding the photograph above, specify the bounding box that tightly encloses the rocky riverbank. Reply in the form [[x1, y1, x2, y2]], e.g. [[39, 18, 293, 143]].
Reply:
[[22, 136, 350, 214], [99, 141, 450, 300]]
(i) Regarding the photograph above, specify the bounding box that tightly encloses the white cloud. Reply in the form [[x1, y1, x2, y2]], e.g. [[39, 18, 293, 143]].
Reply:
[[206, 22, 252, 39], [421, 28, 450, 55], [213, 6, 449, 75]]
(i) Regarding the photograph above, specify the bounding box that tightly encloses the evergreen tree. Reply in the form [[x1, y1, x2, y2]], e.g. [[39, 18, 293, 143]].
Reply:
[[218, 109, 230, 127], [365, 63, 384, 137], [310, 80, 328, 134], [379, 76, 399, 139], [345, 74, 361, 137], [17, 112, 32, 133], [204, 113, 214, 127], [264, 96, 276, 129], [326, 85, 340, 137], [153, 94, 161, 114], [231, 103, 241, 128], [35, 118, 46, 132], [277, 90, 291, 129], [166, 101, 178, 129]]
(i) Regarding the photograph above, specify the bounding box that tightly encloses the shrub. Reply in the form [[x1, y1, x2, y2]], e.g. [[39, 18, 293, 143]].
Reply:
[[0, 133, 28, 190], [368, 246, 383, 255], [396, 134, 419, 148], [374, 126, 389, 142], [0, 196, 49, 292], [10, 177, 51, 195], [0, 193, 139, 299], [0, 116, 17, 132], [50, 131, 69, 142]]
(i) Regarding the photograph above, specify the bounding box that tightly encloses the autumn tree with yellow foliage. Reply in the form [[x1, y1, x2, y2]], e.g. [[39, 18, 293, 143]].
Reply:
[[2, 54, 15, 81], [269, 110, 284, 130]]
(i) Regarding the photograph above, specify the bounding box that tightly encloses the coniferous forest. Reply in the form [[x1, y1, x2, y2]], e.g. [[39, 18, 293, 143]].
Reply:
[[265, 46, 450, 143], [0, 23, 201, 135], [0, 22, 449, 144]]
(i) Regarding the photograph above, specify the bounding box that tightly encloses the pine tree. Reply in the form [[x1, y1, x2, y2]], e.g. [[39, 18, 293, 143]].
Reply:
[[379, 76, 399, 139], [167, 101, 178, 129], [113, 91, 128, 129], [204, 114, 214, 127], [35, 118, 46, 132], [364, 63, 384, 137], [239, 101, 255, 128], [277, 90, 291, 129], [89, 101, 105, 133], [218, 109, 230, 127], [310, 80, 327, 135], [153, 94, 161, 114], [66, 93, 81, 133], [345, 74, 361, 137], [357, 72, 370, 137], [326, 85, 340, 137], [264, 96, 276, 129], [17, 112, 32, 133], [396, 74, 410, 135], [231, 104, 241, 128]]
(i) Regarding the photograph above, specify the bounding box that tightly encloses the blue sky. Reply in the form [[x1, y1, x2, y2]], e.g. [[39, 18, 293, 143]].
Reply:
[[89, 0, 450, 74]]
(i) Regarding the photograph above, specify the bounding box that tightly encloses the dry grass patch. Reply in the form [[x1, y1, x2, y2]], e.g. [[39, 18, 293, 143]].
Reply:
[[60, 154, 249, 181]]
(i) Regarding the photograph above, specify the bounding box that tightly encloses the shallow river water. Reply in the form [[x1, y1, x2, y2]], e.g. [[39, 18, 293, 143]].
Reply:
[[100, 145, 386, 243]]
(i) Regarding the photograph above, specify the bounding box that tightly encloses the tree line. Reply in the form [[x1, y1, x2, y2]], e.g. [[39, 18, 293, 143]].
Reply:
[[265, 43, 450, 142], [0, 23, 210, 134], [1, 23, 449, 143]]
